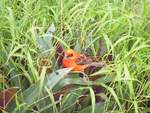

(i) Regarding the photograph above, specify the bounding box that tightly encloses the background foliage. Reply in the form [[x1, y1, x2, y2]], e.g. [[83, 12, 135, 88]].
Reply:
[[0, 0, 150, 113]]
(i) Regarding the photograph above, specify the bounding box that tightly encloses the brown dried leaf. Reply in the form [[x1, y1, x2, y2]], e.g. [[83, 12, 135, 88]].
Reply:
[[0, 87, 17, 109], [53, 84, 77, 101], [37, 57, 52, 74], [86, 62, 106, 68], [84, 61, 106, 74], [55, 43, 64, 66]]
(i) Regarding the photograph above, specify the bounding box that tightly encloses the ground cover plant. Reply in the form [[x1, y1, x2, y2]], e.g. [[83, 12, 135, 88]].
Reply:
[[0, 0, 150, 113]]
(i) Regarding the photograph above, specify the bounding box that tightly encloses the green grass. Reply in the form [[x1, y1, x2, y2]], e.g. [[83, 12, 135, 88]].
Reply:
[[0, 0, 150, 113]]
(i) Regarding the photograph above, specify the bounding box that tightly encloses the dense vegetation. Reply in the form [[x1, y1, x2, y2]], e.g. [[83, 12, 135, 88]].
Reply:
[[0, 0, 150, 113]]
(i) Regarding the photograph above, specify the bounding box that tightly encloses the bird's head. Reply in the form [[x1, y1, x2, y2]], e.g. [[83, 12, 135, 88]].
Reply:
[[64, 49, 81, 59]]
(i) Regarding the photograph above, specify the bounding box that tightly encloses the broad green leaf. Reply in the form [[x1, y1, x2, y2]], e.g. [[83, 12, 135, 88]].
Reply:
[[22, 84, 39, 105], [35, 23, 56, 53], [53, 74, 115, 92], [79, 103, 104, 113], [22, 68, 72, 105], [46, 68, 72, 89], [36, 34, 53, 52], [45, 87, 58, 113], [46, 23, 56, 33]]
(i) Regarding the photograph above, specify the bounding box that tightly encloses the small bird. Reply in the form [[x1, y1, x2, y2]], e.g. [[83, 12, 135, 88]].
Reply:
[[62, 49, 88, 72], [63, 49, 106, 72]]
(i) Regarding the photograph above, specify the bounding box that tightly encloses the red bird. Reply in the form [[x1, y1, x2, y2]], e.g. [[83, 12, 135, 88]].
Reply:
[[63, 49, 106, 72], [63, 49, 88, 72], [55, 44, 106, 72]]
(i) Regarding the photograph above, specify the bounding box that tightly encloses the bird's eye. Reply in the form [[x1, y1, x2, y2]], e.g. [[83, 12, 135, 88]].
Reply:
[[67, 53, 73, 57]]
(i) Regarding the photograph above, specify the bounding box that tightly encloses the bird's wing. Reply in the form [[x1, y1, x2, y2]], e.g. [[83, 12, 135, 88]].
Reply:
[[75, 55, 97, 65]]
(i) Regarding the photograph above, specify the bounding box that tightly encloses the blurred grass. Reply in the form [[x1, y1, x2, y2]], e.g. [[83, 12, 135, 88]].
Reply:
[[0, 0, 150, 113]]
